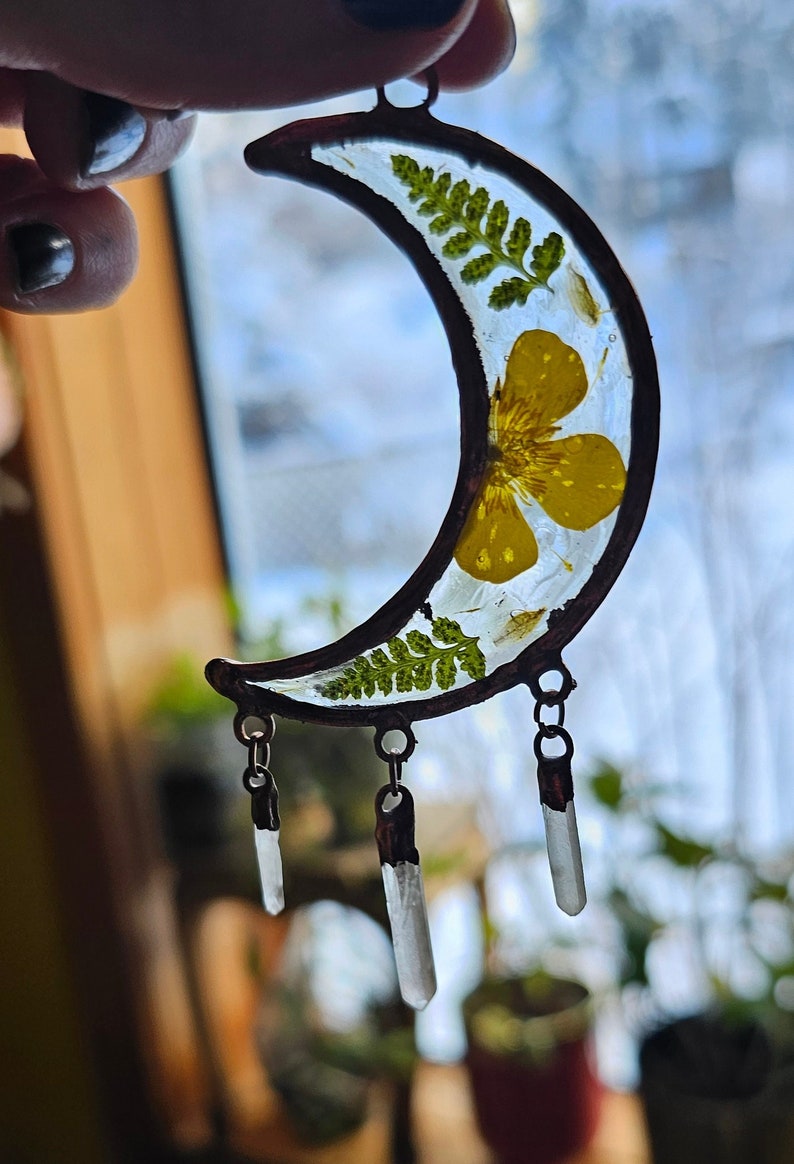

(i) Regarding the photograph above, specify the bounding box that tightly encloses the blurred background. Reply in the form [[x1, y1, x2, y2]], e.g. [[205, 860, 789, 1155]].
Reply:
[[2, 0, 794, 1161]]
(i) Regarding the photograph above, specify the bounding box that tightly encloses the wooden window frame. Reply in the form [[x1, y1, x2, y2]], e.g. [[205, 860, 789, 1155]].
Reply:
[[0, 128, 231, 1161]]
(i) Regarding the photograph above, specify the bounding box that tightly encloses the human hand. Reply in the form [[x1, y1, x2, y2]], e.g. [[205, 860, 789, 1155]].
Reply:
[[0, 0, 514, 314]]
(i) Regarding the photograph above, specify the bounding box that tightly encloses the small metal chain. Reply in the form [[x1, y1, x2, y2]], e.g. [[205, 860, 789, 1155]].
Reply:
[[530, 660, 576, 811]]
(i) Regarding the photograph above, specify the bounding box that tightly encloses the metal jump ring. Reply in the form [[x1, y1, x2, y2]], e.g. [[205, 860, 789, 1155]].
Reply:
[[233, 710, 276, 747], [376, 66, 438, 112], [388, 749, 403, 796], [533, 700, 566, 730], [247, 730, 271, 773]]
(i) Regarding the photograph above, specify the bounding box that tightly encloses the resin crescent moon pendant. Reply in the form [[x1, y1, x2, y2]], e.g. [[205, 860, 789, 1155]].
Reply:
[[206, 79, 659, 1008]]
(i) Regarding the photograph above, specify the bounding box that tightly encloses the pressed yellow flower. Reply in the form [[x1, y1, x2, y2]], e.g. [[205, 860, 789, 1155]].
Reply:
[[455, 329, 626, 584]]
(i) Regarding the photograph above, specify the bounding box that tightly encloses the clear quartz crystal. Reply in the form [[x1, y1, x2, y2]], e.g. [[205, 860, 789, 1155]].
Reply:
[[254, 826, 285, 916], [543, 801, 587, 916], [381, 860, 437, 1010]]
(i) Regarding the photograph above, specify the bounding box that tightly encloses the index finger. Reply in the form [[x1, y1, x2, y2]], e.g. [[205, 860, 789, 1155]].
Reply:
[[2, 0, 514, 110]]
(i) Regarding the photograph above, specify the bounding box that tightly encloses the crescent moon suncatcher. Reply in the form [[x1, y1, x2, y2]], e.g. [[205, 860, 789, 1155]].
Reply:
[[206, 78, 659, 1008]]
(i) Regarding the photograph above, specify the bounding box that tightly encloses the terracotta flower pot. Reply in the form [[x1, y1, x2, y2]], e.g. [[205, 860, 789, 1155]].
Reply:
[[640, 1014, 794, 1164], [463, 975, 601, 1164]]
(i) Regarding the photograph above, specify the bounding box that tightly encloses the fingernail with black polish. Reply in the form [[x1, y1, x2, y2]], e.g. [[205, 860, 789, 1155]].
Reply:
[[81, 93, 147, 177], [342, 0, 466, 31], [164, 108, 194, 122], [8, 224, 75, 294]]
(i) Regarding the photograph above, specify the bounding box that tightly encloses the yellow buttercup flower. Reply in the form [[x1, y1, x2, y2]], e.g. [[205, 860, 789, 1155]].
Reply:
[[455, 329, 626, 584]]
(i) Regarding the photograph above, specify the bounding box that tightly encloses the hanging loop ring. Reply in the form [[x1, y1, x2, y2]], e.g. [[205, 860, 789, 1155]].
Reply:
[[376, 66, 438, 113], [373, 720, 416, 764], [234, 710, 276, 748], [527, 659, 575, 706]]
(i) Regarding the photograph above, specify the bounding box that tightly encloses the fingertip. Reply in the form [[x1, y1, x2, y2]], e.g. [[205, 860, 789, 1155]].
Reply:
[[434, 0, 516, 90], [23, 72, 196, 191], [0, 158, 137, 314]]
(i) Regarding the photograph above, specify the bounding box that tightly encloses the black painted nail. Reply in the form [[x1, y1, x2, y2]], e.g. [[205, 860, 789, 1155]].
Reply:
[[164, 108, 194, 122], [81, 92, 147, 177], [342, 0, 466, 31], [8, 224, 75, 294]]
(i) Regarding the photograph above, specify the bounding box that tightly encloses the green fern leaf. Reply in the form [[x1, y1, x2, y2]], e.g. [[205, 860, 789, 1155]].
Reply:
[[390, 155, 565, 309], [320, 617, 486, 700]]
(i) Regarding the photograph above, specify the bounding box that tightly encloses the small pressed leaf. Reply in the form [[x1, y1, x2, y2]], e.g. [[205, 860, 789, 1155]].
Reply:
[[461, 253, 499, 284], [370, 648, 390, 670], [414, 659, 433, 690], [567, 267, 603, 325]]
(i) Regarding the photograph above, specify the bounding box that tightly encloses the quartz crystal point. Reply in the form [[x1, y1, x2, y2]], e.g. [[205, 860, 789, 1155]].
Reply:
[[248, 764, 284, 915], [375, 783, 437, 1010], [543, 801, 586, 916], [381, 859, 437, 1009], [254, 825, 285, 915]]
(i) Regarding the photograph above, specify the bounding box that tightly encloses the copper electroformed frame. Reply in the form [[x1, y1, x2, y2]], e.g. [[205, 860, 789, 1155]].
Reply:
[[206, 89, 660, 736]]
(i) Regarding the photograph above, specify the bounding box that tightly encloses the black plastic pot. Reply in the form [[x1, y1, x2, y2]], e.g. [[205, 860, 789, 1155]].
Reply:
[[640, 1014, 794, 1164]]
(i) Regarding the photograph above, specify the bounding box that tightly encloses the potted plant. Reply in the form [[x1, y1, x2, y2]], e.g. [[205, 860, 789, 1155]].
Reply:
[[586, 762, 794, 1164], [463, 967, 600, 1164], [460, 854, 602, 1164]]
